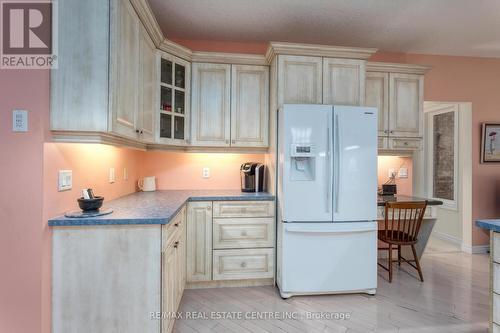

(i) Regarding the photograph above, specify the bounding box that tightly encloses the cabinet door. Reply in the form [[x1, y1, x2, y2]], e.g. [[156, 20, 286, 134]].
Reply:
[[186, 202, 213, 282], [231, 65, 269, 147], [389, 73, 423, 137], [139, 25, 156, 143], [158, 53, 190, 145], [111, 0, 140, 139], [365, 72, 389, 136], [278, 55, 322, 105], [161, 243, 177, 333], [191, 63, 231, 146], [323, 58, 365, 106]]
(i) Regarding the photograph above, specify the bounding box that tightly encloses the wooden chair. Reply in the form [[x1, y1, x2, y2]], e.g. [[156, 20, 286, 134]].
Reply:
[[378, 201, 427, 283]]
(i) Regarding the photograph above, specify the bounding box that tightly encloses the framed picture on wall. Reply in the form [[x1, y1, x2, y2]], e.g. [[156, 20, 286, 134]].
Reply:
[[481, 123, 500, 163]]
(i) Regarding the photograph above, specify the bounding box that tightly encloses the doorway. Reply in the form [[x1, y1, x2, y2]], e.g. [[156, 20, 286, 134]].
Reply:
[[423, 102, 472, 253]]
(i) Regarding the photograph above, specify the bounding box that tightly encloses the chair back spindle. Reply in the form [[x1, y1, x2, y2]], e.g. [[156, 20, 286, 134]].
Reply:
[[383, 201, 427, 244]]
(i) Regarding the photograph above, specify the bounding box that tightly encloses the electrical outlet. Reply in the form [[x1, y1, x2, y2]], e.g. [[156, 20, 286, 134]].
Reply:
[[109, 168, 116, 183], [123, 168, 128, 181], [58, 170, 72, 191], [399, 168, 408, 179], [202, 167, 210, 179], [12, 109, 28, 132]]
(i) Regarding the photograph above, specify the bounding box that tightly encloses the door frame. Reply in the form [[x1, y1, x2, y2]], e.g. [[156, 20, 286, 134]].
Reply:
[[423, 101, 472, 252]]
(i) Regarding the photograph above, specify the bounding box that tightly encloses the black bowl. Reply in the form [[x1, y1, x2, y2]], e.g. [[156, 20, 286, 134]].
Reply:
[[77, 196, 104, 212]]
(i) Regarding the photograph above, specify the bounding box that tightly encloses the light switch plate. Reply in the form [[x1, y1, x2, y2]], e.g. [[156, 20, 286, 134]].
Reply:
[[109, 168, 115, 183], [202, 167, 210, 179], [399, 168, 408, 178], [12, 109, 28, 132], [58, 170, 72, 191]]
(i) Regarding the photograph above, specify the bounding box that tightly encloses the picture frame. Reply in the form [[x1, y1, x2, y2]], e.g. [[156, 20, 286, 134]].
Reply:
[[481, 123, 500, 163]]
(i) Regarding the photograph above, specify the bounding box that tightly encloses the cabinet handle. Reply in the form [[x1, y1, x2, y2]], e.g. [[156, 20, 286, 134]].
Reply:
[[174, 241, 179, 249], [404, 141, 409, 146]]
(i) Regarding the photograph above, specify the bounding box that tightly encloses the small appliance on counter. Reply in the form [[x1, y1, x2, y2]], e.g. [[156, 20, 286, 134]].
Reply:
[[138, 176, 156, 192], [379, 173, 397, 196], [65, 188, 113, 218], [240, 162, 265, 192]]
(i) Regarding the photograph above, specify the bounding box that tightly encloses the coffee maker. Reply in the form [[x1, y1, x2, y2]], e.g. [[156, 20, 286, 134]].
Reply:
[[240, 163, 265, 192]]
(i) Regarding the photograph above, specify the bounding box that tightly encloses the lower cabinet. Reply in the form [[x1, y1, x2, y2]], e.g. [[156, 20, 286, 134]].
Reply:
[[161, 206, 186, 333], [187, 200, 276, 286]]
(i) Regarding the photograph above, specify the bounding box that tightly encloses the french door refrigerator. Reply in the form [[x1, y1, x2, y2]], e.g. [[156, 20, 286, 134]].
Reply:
[[276, 104, 378, 298]]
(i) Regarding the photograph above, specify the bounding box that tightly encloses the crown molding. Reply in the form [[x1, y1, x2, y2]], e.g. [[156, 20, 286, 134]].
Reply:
[[158, 39, 193, 61], [266, 42, 377, 63], [129, 0, 164, 47], [366, 62, 432, 74], [191, 51, 268, 66]]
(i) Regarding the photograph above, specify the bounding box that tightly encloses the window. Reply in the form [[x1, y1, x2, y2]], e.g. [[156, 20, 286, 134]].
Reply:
[[428, 106, 458, 209]]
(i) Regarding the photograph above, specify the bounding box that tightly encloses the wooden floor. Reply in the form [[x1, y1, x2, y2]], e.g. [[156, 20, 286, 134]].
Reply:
[[174, 249, 489, 332]]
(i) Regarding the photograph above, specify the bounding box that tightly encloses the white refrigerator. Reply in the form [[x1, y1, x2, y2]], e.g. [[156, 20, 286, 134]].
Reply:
[[276, 104, 378, 298]]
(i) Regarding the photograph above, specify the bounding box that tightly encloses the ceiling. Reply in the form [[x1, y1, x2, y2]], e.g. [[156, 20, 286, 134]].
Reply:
[[147, 0, 500, 58]]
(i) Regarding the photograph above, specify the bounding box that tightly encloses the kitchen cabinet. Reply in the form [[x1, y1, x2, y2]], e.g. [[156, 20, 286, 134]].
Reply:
[[161, 207, 186, 333], [365, 63, 428, 150], [389, 73, 423, 138], [190, 63, 231, 146], [323, 58, 365, 106], [158, 52, 191, 145], [186, 202, 213, 282], [365, 72, 389, 137], [231, 65, 269, 147], [139, 24, 156, 143], [277, 55, 323, 105], [52, 0, 157, 144]]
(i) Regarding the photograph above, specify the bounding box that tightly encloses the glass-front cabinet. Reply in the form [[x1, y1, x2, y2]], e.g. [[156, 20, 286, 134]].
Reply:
[[158, 52, 190, 144]]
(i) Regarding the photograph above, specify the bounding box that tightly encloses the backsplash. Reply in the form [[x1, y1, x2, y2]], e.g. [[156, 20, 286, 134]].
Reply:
[[141, 151, 265, 190], [377, 155, 413, 196]]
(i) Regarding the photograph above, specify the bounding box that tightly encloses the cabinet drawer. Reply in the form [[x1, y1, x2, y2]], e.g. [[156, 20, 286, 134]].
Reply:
[[390, 138, 422, 150], [213, 218, 275, 249], [213, 248, 274, 280], [494, 263, 500, 294], [162, 207, 186, 251], [494, 233, 500, 264], [213, 201, 274, 218], [494, 293, 500, 325]]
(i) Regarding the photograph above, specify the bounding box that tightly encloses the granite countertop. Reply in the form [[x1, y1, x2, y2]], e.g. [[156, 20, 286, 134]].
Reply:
[[476, 219, 500, 232], [48, 190, 274, 227], [378, 195, 443, 206]]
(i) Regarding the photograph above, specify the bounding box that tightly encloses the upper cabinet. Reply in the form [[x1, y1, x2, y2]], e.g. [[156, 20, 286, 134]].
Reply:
[[389, 73, 423, 138], [365, 72, 389, 137], [191, 63, 232, 147], [51, 0, 157, 146], [277, 55, 322, 105], [231, 65, 269, 147], [323, 58, 365, 106], [365, 62, 430, 150], [158, 52, 191, 145], [190, 63, 269, 147]]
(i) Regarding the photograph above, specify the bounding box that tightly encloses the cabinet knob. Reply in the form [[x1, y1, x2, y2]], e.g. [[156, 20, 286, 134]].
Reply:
[[384, 130, 388, 134], [404, 141, 409, 146], [140, 130, 143, 135], [174, 222, 179, 227], [240, 262, 247, 268], [231, 140, 236, 144], [135, 129, 140, 133], [241, 230, 247, 237], [225, 140, 229, 144], [174, 241, 179, 249], [390, 130, 394, 134]]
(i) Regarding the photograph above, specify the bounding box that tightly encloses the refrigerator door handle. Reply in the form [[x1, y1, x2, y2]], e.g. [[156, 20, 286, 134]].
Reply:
[[325, 124, 331, 213], [334, 113, 341, 214]]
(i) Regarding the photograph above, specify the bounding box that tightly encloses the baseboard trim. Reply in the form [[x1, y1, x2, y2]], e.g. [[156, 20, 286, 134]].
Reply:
[[431, 231, 490, 254], [461, 244, 490, 254], [431, 231, 462, 246]]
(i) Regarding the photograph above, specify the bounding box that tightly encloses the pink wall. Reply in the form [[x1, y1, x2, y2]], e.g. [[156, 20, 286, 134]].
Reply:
[[372, 52, 500, 245], [0, 69, 48, 333], [142, 151, 265, 190], [377, 156, 413, 196]]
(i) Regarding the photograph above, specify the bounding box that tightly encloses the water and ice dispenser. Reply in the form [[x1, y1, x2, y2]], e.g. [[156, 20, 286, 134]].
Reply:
[[289, 144, 315, 181]]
